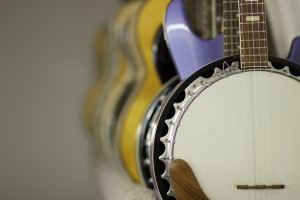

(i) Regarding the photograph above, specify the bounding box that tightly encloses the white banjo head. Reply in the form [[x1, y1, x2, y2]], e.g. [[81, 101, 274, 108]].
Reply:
[[150, 56, 300, 200]]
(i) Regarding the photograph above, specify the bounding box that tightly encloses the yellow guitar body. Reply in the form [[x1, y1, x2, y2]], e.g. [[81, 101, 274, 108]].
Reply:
[[119, 0, 170, 182], [83, 26, 109, 134]]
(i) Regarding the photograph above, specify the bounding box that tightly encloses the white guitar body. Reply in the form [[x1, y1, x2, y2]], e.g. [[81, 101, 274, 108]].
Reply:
[[152, 58, 300, 200]]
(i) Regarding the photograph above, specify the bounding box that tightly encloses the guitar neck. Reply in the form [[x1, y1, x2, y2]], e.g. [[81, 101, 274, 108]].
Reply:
[[223, 0, 240, 56], [185, 0, 204, 37], [238, 0, 268, 68], [185, 0, 222, 39]]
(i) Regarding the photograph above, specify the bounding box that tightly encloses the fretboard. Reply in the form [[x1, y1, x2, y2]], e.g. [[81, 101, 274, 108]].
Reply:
[[238, 0, 268, 68], [185, 0, 222, 39], [185, 0, 208, 37], [223, 0, 240, 56]]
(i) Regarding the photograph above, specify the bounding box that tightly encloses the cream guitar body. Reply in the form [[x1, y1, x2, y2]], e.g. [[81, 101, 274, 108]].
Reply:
[[97, 1, 141, 166], [91, 2, 155, 200], [83, 26, 111, 135]]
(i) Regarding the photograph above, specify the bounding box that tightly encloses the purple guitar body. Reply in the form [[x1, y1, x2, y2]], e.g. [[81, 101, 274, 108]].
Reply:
[[287, 36, 300, 64], [164, 0, 223, 79]]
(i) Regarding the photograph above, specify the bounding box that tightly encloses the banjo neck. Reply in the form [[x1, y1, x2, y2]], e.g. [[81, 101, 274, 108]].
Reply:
[[238, 0, 268, 68]]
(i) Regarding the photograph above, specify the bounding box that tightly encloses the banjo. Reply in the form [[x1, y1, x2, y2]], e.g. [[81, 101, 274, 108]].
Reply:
[[150, 0, 300, 199], [136, 0, 224, 188]]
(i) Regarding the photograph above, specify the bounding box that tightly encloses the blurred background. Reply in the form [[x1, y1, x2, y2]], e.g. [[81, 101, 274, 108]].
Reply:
[[0, 0, 119, 199], [0, 0, 299, 200]]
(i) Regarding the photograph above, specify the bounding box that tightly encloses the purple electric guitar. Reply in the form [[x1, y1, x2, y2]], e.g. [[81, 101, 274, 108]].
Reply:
[[288, 36, 300, 64]]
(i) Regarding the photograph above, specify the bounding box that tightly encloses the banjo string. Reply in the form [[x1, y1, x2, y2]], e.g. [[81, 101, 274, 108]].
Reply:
[[248, 1, 259, 199]]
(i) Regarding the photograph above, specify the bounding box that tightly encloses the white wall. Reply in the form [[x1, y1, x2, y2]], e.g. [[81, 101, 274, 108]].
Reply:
[[0, 0, 299, 200], [266, 0, 300, 57], [0, 0, 118, 199]]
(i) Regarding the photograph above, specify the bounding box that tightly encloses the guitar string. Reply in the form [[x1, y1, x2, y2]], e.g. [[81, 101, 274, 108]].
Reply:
[[245, 0, 259, 199], [250, 1, 258, 198], [252, 1, 262, 199], [258, 1, 269, 199], [257, 1, 264, 199], [259, 1, 269, 199], [258, 1, 266, 199], [239, 1, 249, 199], [230, 0, 233, 55], [245, 2, 251, 199], [257, 0, 263, 199], [240, 1, 252, 199], [253, 1, 265, 199]]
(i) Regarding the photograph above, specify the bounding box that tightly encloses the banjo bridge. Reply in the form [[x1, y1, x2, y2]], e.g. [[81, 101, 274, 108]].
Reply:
[[237, 184, 285, 190]]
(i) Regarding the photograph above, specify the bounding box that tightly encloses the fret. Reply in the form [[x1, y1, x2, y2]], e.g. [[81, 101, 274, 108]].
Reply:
[[224, 43, 240, 45], [240, 31, 266, 33], [224, 22, 240, 26], [223, 31, 240, 35], [224, 37, 240, 40], [240, 23, 266, 27], [241, 54, 268, 57], [240, 12, 265, 15], [224, 28, 239, 31], [240, 22, 266, 25], [223, 19, 239, 22], [223, 27, 239, 30], [241, 60, 269, 63], [224, 49, 240, 51], [225, 48, 240, 52], [224, 41, 240, 44], [242, 60, 269, 64], [224, 35, 240, 37], [224, 42, 240, 45], [241, 3, 264, 5], [241, 51, 268, 55], [241, 39, 266, 42], [241, 63, 269, 66], [223, 10, 239, 13], [240, 33, 267, 40], [241, 47, 267, 50], [239, 6, 265, 14]]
